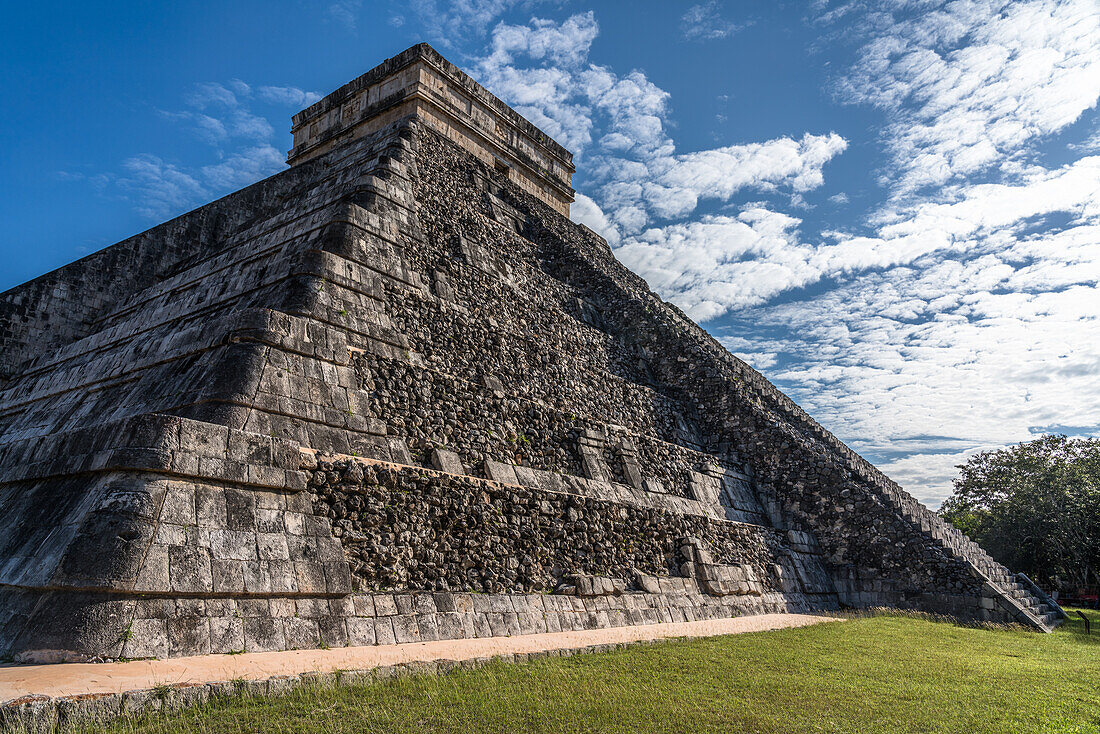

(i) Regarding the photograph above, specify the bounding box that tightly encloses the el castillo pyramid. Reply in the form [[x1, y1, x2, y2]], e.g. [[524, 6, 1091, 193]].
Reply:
[[0, 44, 1062, 663]]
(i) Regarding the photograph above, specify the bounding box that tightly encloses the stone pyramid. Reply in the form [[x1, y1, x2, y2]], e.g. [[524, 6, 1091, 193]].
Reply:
[[0, 44, 1060, 663]]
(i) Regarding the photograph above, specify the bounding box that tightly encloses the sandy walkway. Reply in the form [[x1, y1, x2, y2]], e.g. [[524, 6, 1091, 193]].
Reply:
[[0, 613, 840, 701]]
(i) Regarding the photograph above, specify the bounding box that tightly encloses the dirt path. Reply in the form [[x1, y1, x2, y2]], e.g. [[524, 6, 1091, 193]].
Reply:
[[0, 613, 841, 701]]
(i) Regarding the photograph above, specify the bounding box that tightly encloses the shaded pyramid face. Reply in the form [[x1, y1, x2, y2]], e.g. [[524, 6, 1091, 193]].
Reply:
[[0, 74, 1057, 663]]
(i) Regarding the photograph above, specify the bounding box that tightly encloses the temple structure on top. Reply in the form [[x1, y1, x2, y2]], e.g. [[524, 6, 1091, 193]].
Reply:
[[287, 43, 575, 216]]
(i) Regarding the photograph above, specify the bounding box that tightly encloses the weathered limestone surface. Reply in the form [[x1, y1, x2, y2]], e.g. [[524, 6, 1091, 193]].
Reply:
[[0, 46, 1059, 664]]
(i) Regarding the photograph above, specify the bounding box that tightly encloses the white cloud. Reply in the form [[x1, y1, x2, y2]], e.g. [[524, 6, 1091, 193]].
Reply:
[[631, 133, 848, 224], [680, 151, 1100, 506], [412, 0, 554, 45], [201, 145, 286, 190], [226, 109, 274, 140], [1068, 127, 1100, 153], [747, 247, 1100, 508], [477, 12, 847, 247], [570, 193, 620, 245], [582, 65, 672, 161], [619, 153, 1100, 320], [186, 82, 241, 109], [718, 335, 779, 370], [481, 11, 599, 68], [681, 2, 745, 41], [875, 451, 979, 508], [111, 144, 288, 221], [158, 110, 228, 144], [616, 124, 1100, 510], [117, 155, 206, 220], [258, 86, 322, 108], [326, 0, 361, 30], [615, 209, 823, 320], [99, 75, 319, 220], [813, 155, 1100, 275], [169, 80, 301, 146], [833, 0, 1100, 195]]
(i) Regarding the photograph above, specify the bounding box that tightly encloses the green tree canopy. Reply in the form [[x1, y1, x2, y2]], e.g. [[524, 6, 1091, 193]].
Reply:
[[940, 435, 1100, 591]]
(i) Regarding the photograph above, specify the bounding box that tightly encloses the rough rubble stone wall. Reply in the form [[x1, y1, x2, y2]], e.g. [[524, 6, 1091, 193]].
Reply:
[[354, 351, 711, 496], [308, 457, 799, 595]]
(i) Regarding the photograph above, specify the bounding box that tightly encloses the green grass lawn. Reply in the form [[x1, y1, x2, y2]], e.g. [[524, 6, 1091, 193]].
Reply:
[[95, 610, 1100, 734]]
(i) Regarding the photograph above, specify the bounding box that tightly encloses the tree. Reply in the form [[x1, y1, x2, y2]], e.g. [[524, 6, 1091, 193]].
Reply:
[[939, 435, 1100, 591]]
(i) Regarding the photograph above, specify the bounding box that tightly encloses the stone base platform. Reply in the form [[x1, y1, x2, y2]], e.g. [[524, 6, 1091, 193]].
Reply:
[[0, 613, 841, 731]]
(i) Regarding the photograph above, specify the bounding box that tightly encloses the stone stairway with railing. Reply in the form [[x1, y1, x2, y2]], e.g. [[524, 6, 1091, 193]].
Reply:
[[877, 481, 1065, 632], [986, 569, 1065, 631]]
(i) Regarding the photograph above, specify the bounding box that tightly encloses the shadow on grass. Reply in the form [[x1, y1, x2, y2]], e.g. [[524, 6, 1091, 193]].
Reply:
[[830, 604, 1100, 644], [826, 606, 1029, 632]]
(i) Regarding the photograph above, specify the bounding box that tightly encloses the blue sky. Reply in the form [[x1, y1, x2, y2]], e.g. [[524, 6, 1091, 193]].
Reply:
[[3, 0, 1099, 508]]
